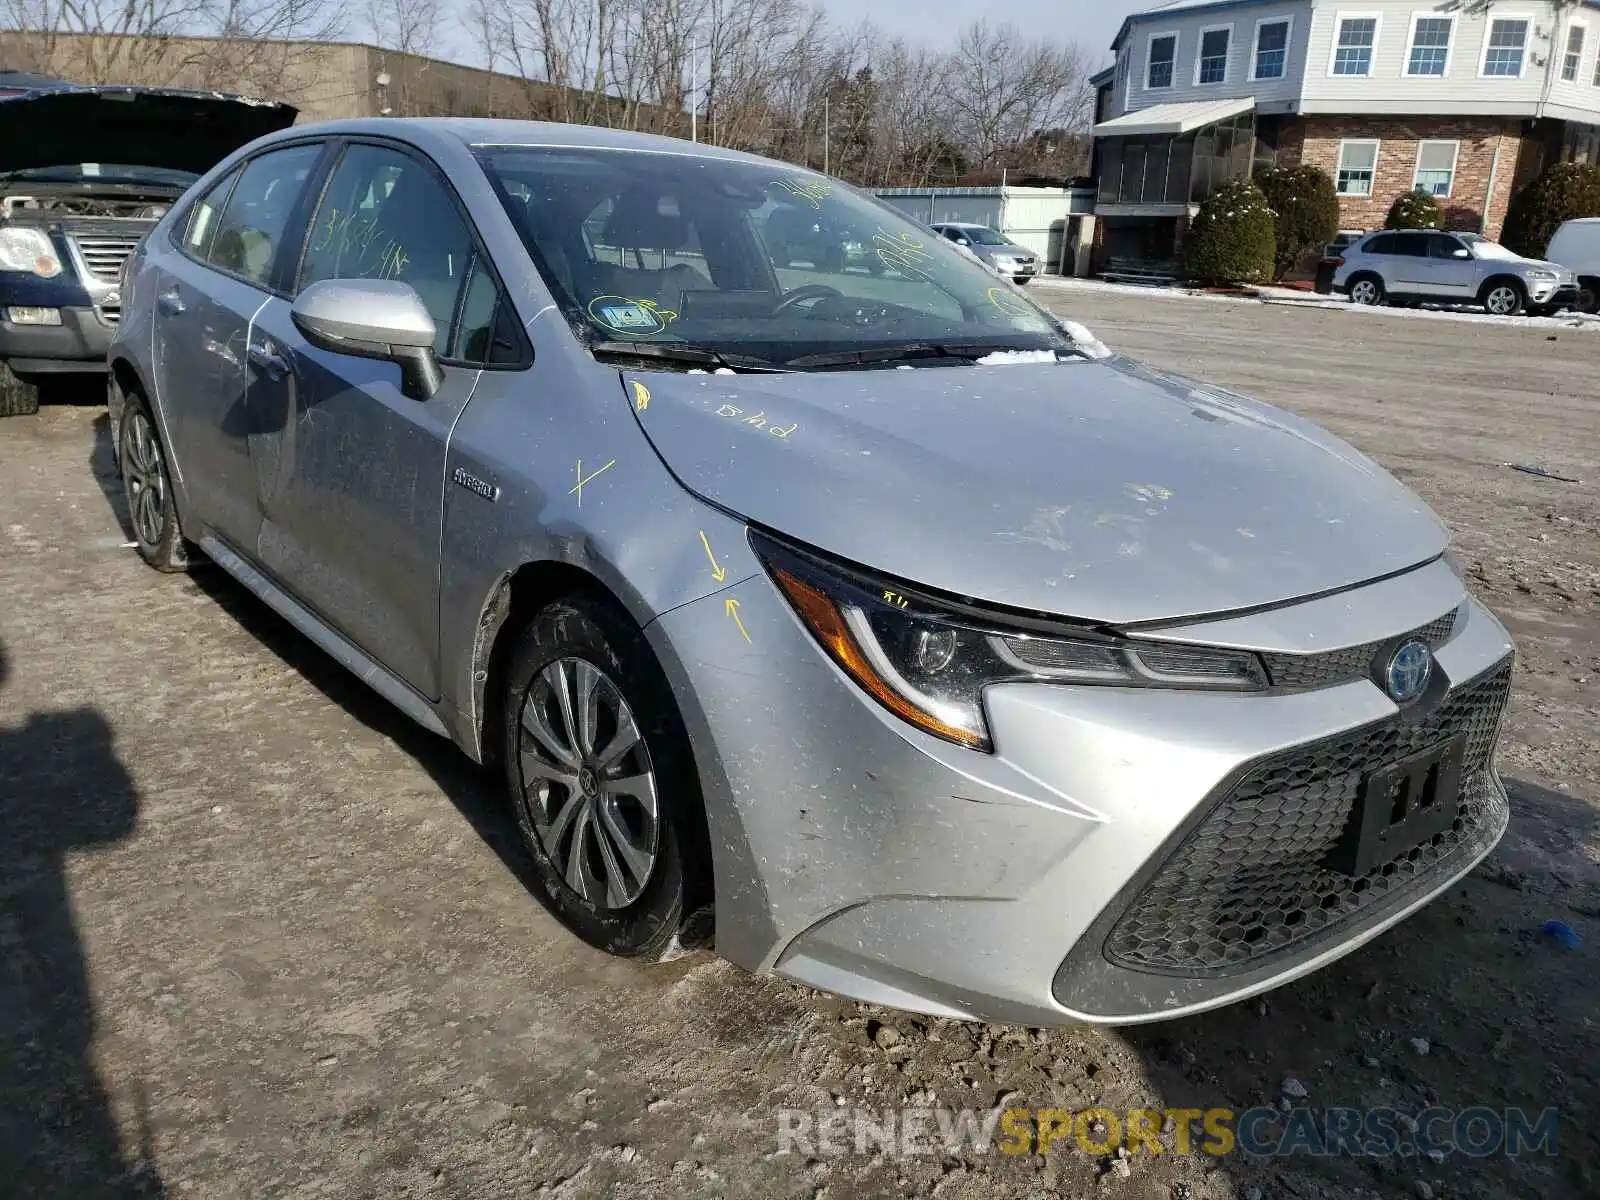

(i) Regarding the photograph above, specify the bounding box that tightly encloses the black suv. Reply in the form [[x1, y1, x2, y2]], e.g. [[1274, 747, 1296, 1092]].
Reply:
[[0, 73, 295, 415]]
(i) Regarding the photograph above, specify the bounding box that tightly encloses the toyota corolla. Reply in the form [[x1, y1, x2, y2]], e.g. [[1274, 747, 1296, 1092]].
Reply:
[[108, 119, 1515, 1025]]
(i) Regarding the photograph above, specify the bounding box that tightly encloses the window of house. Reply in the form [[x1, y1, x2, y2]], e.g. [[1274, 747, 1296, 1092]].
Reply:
[[1253, 19, 1290, 80], [1407, 16, 1453, 76], [1332, 16, 1378, 76], [1483, 18, 1529, 77], [1146, 33, 1177, 88], [1562, 24, 1586, 82], [1335, 139, 1379, 195], [1196, 27, 1231, 84], [1413, 141, 1458, 196]]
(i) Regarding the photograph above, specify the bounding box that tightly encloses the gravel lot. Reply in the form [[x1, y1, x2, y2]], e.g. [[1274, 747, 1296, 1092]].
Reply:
[[1, 291, 1596, 1200]]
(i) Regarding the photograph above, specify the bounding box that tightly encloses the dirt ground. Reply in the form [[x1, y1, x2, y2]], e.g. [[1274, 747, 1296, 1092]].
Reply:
[[1, 292, 1596, 1200]]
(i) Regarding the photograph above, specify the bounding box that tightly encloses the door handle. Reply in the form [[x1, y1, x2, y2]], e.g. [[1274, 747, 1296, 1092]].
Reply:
[[247, 342, 289, 380], [157, 286, 185, 316]]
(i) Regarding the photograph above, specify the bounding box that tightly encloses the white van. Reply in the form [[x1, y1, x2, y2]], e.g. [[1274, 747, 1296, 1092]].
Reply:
[[1544, 218, 1600, 312]]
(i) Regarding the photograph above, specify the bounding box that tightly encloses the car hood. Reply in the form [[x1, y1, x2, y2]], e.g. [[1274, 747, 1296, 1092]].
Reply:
[[627, 356, 1447, 625], [0, 84, 297, 174]]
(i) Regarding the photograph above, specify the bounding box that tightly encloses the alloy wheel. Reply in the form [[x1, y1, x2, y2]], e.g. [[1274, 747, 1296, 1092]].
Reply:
[[1485, 285, 1520, 316], [516, 656, 659, 909], [1350, 279, 1380, 305], [124, 410, 168, 548]]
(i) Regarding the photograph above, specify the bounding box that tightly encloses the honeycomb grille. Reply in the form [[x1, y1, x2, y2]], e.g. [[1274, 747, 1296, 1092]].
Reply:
[[1260, 608, 1459, 692], [1103, 660, 1511, 976]]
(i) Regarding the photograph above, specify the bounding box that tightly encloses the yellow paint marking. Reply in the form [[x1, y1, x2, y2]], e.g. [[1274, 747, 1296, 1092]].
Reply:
[[630, 380, 651, 412], [569, 458, 617, 507], [698, 530, 727, 583], [725, 596, 752, 644]]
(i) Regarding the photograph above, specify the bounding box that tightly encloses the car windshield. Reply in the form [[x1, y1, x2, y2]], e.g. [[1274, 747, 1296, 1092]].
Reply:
[[476, 146, 1071, 368], [1454, 234, 1518, 261], [0, 163, 199, 188], [961, 227, 1010, 246]]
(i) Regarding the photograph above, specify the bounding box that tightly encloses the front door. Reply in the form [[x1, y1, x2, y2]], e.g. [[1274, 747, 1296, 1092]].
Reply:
[[251, 141, 498, 699], [150, 144, 322, 548], [1426, 232, 1477, 299]]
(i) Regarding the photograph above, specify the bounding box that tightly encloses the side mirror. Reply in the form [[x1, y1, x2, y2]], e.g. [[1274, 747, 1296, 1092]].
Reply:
[[955, 237, 970, 246], [1452, 248, 1471, 259], [290, 278, 443, 402]]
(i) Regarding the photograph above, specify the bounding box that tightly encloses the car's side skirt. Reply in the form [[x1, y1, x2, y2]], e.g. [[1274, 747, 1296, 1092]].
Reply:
[[198, 533, 452, 739]]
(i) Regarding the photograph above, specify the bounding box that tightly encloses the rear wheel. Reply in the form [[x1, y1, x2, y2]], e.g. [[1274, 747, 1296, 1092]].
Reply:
[[500, 595, 711, 959], [1481, 279, 1524, 316], [1348, 275, 1385, 306], [118, 389, 190, 571], [0, 361, 39, 417]]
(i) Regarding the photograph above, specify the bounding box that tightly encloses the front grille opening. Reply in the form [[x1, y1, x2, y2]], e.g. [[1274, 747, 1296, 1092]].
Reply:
[[1103, 662, 1511, 976], [70, 234, 140, 283], [1260, 606, 1461, 692]]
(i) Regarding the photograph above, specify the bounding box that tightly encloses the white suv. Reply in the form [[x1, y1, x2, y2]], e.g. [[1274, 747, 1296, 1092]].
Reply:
[[1544, 218, 1600, 313], [1331, 229, 1579, 316]]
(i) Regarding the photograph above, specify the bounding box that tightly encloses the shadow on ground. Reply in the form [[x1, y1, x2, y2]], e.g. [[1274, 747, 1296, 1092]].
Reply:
[[0, 640, 167, 1197]]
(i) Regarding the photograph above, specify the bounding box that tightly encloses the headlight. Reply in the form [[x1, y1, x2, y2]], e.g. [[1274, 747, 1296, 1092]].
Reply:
[[752, 531, 1268, 752], [0, 226, 63, 277], [1525, 269, 1558, 281]]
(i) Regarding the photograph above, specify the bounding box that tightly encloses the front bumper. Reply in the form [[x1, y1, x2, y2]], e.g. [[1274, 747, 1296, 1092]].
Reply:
[[651, 556, 1515, 1026], [1531, 281, 1580, 309], [0, 305, 115, 372]]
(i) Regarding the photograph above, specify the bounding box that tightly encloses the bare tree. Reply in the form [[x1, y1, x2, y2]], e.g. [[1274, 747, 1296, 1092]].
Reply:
[[941, 20, 1094, 171], [0, 0, 346, 96]]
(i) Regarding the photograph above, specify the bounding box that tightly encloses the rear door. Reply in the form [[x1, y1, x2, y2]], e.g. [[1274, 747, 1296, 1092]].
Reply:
[[1385, 232, 1434, 295], [150, 142, 326, 549], [250, 139, 522, 698]]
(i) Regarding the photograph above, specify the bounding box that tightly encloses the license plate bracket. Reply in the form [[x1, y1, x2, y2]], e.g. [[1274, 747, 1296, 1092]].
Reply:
[[1326, 736, 1466, 877]]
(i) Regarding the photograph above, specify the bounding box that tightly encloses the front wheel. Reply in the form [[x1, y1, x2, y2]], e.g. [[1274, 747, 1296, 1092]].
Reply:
[[1482, 280, 1524, 316], [1348, 276, 1385, 306], [500, 595, 712, 959], [1575, 278, 1598, 314], [118, 390, 190, 572]]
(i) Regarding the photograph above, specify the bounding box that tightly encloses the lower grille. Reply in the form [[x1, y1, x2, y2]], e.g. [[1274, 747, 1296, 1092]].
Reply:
[[1103, 660, 1512, 976], [70, 234, 141, 283]]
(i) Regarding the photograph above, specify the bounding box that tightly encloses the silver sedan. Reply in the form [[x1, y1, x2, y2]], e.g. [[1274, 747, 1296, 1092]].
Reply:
[[109, 119, 1515, 1025]]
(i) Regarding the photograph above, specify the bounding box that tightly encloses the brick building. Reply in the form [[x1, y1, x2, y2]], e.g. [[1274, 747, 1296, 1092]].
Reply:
[[1088, 0, 1600, 266]]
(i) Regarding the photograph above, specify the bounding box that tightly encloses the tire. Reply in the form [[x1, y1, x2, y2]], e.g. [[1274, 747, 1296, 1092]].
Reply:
[[500, 594, 711, 959], [1481, 279, 1524, 316], [1014, 276, 1031, 286], [1576, 278, 1599, 314], [1348, 275, 1385, 306], [0, 360, 40, 417], [118, 389, 190, 572]]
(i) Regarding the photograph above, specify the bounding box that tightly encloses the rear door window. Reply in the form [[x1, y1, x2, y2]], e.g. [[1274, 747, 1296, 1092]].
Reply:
[[1391, 233, 1429, 257], [1364, 233, 1398, 255], [181, 167, 240, 261], [203, 143, 323, 287]]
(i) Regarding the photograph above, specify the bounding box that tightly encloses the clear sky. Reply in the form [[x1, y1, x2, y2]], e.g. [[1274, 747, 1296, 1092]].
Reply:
[[821, 0, 1144, 67]]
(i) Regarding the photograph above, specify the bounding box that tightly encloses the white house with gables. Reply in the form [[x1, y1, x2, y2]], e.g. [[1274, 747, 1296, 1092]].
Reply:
[[1087, 0, 1600, 263]]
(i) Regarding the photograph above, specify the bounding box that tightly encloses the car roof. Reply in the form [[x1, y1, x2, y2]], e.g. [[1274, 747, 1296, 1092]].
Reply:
[[276, 116, 789, 169]]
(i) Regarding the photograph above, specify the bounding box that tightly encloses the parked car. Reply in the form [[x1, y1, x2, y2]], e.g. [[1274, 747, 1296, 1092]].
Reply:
[[930, 222, 1039, 283], [0, 77, 295, 416], [111, 119, 1515, 1026], [1329, 228, 1578, 316], [1543, 217, 1600, 313]]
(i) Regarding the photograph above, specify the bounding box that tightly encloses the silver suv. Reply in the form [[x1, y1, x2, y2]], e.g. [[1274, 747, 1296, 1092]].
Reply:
[[1331, 228, 1578, 316], [108, 119, 1515, 1027]]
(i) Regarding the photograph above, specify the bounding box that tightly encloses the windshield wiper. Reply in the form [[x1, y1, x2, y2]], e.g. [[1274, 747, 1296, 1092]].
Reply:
[[784, 341, 1063, 369], [589, 340, 784, 373]]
